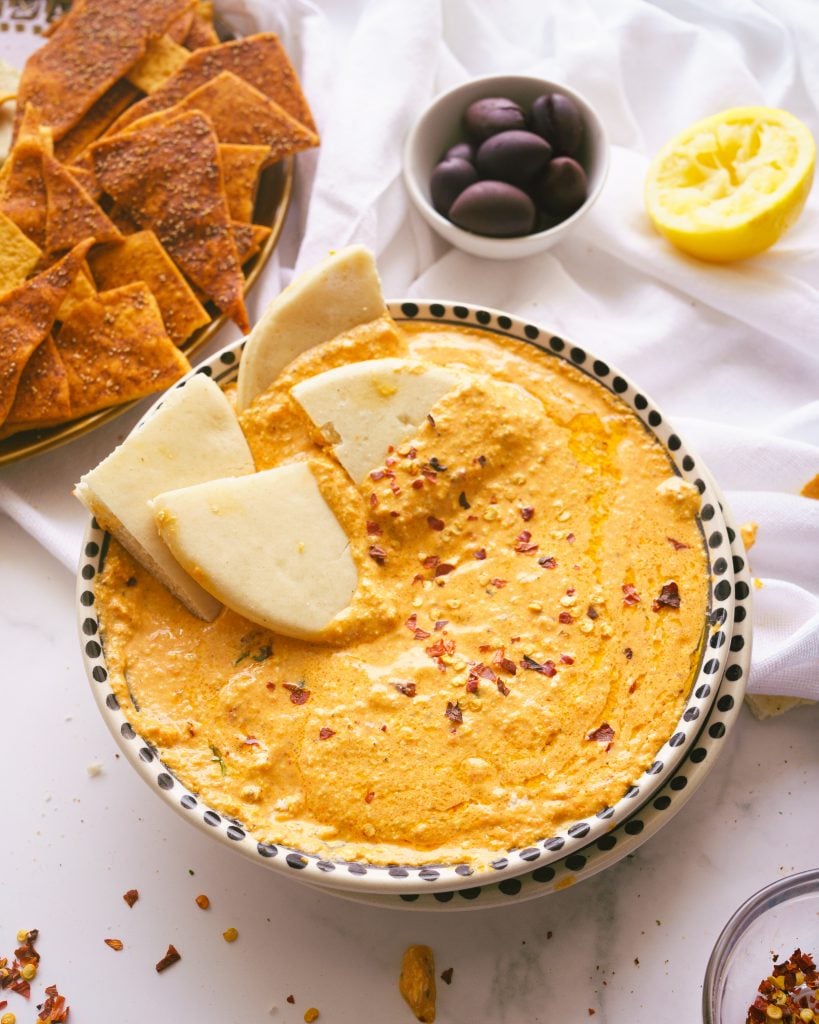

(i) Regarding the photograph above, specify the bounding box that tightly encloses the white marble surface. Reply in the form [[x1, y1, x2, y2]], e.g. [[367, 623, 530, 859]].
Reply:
[[1, 511, 817, 1023]]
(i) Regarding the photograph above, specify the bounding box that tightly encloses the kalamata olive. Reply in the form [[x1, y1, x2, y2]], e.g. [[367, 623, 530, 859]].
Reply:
[[463, 97, 526, 142], [430, 157, 479, 216], [449, 180, 536, 237], [531, 157, 588, 218], [476, 130, 553, 186], [442, 141, 476, 164], [530, 93, 584, 156]]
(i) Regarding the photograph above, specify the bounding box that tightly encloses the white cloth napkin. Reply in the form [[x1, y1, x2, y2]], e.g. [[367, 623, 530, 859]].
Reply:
[[1, 0, 817, 700]]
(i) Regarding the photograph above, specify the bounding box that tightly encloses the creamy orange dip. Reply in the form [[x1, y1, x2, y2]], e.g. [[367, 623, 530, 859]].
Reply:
[[96, 316, 708, 869]]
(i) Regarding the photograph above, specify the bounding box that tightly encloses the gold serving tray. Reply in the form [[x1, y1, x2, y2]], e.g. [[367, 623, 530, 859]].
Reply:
[[0, 157, 294, 467]]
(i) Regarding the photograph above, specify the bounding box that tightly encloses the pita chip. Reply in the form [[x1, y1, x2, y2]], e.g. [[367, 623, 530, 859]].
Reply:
[[233, 222, 271, 265], [56, 263, 97, 322], [88, 230, 210, 345], [126, 35, 190, 94], [13, 0, 196, 141], [183, 10, 220, 50], [0, 210, 41, 294], [219, 144, 268, 222], [43, 152, 121, 254], [56, 281, 191, 417], [0, 128, 48, 247], [110, 34, 317, 136], [1, 334, 71, 434], [0, 240, 91, 424], [91, 111, 248, 332], [54, 79, 140, 164]]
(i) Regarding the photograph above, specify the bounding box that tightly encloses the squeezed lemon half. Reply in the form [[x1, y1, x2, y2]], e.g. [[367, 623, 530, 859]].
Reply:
[[645, 106, 815, 262]]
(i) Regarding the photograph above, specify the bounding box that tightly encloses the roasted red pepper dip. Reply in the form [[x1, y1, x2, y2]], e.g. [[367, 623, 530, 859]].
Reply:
[[95, 317, 708, 869]]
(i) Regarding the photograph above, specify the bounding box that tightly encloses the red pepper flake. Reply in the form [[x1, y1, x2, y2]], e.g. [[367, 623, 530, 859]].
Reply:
[[566, 533, 576, 543], [427, 413, 436, 428], [393, 681, 417, 697], [287, 995, 296, 1005], [319, 727, 335, 740], [155, 944, 181, 973], [490, 578, 507, 588], [364, 791, 375, 803], [458, 491, 471, 510], [473, 548, 487, 560], [653, 581, 681, 611], [412, 573, 424, 584], [622, 583, 641, 606], [404, 613, 431, 639], [370, 469, 386, 481], [497, 678, 510, 696], [425, 638, 456, 659], [514, 530, 539, 554], [434, 563, 455, 577], [421, 555, 439, 569], [667, 537, 689, 551], [242, 736, 260, 746], [104, 938, 124, 951], [492, 649, 517, 675], [474, 455, 487, 467], [366, 521, 382, 536], [411, 479, 424, 490], [445, 701, 463, 724], [11, 978, 30, 998], [471, 662, 497, 681], [628, 681, 637, 694], [283, 683, 311, 705], [389, 479, 401, 495], [746, 948, 818, 1024], [587, 605, 599, 620], [560, 654, 574, 664], [266, 681, 276, 690], [558, 611, 574, 625], [38, 984, 70, 1022], [123, 888, 139, 907], [405, 447, 418, 460], [624, 647, 633, 660], [521, 655, 557, 677], [465, 674, 479, 694], [368, 545, 388, 565], [538, 556, 557, 569], [422, 469, 438, 483], [369, 492, 378, 508], [586, 723, 615, 750], [440, 967, 454, 985], [434, 620, 448, 631], [427, 515, 445, 531], [520, 506, 535, 521]]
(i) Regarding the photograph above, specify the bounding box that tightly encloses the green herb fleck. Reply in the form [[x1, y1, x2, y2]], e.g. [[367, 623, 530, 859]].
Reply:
[[209, 743, 227, 776], [234, 650, 250, 666], [252, 644, 273, 662]]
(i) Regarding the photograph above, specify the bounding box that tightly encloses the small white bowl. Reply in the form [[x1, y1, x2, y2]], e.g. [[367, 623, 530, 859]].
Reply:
[[403, 74, 609, 260]]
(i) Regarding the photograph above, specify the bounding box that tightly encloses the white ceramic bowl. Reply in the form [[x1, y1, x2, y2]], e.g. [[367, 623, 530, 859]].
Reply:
[[77, 302, 743, 899], [403, 74, 609, 259]]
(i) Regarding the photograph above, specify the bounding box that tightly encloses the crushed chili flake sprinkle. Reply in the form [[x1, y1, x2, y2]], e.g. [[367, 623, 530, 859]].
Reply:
[[473, 548, 487, 560], [538, 556, 557, 569], [434, 563, 455, 577], [560, 654, 574, 665], [366, 521, 382, 536], [490, 578, 507, 588], [521, 655, 557, 677], [243, 736, 260, 746], [587, 723, 615, 750], [422, 555, 439, 569], [466, 674, 479, 694], [104, 938, 124, 951], [653, 581, 681, 611], [445, 701, 463, 724], [492, 649, 517, 675], [412, 479, 424, 489], [746, 948, 818, 1024], [370, 469, 386, 481], [287, 995, 296, 1005], [364, 791, 375, 804], [558, 611, 574, 625], [319, 727, 335, 740], [37, 984, 69, 1023], [497, 678, 510, 696], [587, 605, 599, 620], [283, 683, 311, 705], [566, 533, 576, 543], [369, 492, 378, 508], [434, 620, 448, 631], [458, 491, 471, 509], [394, 681, 417, 697], [514, 530, 539, 554], [123, 889, 139, 907], [667, 536, 689, 551], [624, 647, 633, 659], [155, 944, 181, 973], [622, 583, 641, 606], [427, 515, 445, 531], [520, 506, 535, 521], [368, 544, 388, 565]]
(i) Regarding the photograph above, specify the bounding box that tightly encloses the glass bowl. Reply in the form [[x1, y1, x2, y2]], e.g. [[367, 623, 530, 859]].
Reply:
[[703, 869, 819, 1023]]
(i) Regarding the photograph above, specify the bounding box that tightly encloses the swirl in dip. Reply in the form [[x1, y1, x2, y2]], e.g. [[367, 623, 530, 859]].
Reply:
[[95, 314, 708, 869]]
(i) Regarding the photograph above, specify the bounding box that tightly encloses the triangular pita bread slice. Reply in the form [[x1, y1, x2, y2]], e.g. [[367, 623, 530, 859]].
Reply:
[[2, 334, 70, 432], [0, 240, 90, 424], [0, 209, 41, 293], [292, 358, 462, 484], [53, 80, 140, 164], [0, 128, 49, 247], [56, 281, 191, 417], [219, 143, 269, 222], [151, 462, 357, 639], [183, 8, 220, 49], [126, 35, 189, 94], [235, 246, 387, 412], [91, 111, 248, 333], [43, 152, 121, 254], [75, 372, 256, 620]]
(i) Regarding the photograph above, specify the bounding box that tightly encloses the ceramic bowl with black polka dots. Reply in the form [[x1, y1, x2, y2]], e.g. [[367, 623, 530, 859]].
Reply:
[[77, 301, 747, 898]]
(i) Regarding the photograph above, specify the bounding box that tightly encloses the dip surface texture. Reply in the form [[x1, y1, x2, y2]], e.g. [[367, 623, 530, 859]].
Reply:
[[95, 319, 708, 868]]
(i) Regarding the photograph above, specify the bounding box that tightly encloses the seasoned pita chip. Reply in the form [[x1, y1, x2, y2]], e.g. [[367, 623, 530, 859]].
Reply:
[[109, 34, 317, 136], [88, 230, 210, 345], [219, 143, 268, 221], [54, 80, 140, 164], [91, 111, 248, 332], [56, 264, 97, 322], [43, 152, 121, 254], [0, 210, 41, 293], [126, 35, 189, 94], [0, 240, 90, 424], [14, 0, 195, 141], [233, 222, 272, 265], [0, 130, 48, 247], [125, 71, 318, 161], [2, 334, 71, 433], [166, 8, 196, 44], [66, 162, 102, 201], [56, 281, 191, 417], [183, 11, 220, 50]]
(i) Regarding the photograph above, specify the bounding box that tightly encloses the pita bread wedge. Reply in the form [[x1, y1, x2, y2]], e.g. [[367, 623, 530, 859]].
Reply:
[[109, 34, 317, 136], [183, 9, 220, 49], [55, 264, 97, 322], [0, 240, 90, 424], [125, 71, 318, 160], [91, 111, 248, 333], [13, 0, 195, 141], [88, 230, 210, 346], [53, 80, 140, 164], [75, 372, 256, 620], [43, 152, 121, 254], [151, 462, 358, 639], [219, 144, 269, 222], [0, 210, 41, 294], [56, 281, 191, 417], [2, 334, 71, 433], [0, 129, 48, 247], [232, 222, 271, 265], [236, 246, 387, 412], [292, 359, 462, 483], [126, 35, 189, 94]]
